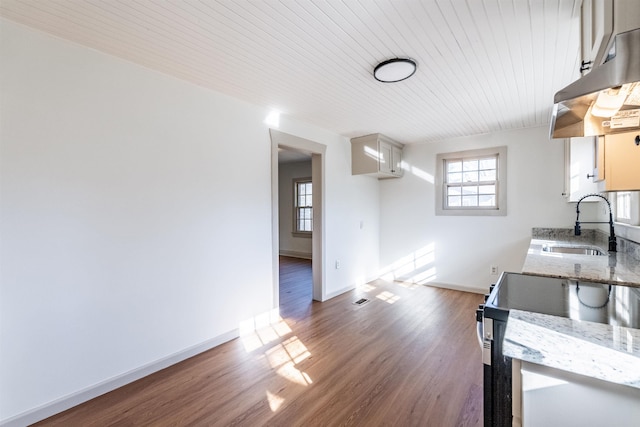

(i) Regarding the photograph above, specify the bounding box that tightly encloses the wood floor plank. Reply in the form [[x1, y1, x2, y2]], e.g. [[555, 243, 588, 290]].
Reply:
[[33, 257, 484, 426]]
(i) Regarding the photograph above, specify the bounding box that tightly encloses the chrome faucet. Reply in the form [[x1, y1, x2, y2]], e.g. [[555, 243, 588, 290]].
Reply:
[[575, 193, 617, 252]]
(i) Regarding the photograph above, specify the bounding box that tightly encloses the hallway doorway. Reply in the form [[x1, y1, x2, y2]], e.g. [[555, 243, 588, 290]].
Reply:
[[270, 129, 326, 308]]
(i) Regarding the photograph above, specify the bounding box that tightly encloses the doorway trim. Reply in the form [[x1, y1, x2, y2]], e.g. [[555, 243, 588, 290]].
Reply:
[[270, 129, 326, 307]]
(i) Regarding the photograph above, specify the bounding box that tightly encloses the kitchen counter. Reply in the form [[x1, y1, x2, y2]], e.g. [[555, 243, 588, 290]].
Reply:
[[503, 309, 640, 390], [522, 228, 640, 287], [502, 228, 640, 392]]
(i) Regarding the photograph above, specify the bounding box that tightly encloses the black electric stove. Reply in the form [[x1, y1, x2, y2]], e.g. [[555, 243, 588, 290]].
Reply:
[[479, 272, 640, 427]]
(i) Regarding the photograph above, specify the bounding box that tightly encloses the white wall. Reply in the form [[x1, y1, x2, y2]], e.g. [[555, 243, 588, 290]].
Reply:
[[0, 19, 379, 424], [278, 160, 313, 258], [379, 126, 595, 293]]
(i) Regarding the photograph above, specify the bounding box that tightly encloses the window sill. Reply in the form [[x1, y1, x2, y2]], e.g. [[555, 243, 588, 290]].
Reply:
[[436, 208, 506, 216], [613, 222, 640, 245]]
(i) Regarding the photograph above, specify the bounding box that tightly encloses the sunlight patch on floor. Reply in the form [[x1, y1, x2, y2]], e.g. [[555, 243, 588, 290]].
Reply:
[[266, 336, 313, 386], [239, 310, 292, 353], [396, 281, 420, 289], [266, 390, 285, 411], [240, 310, 314, 412], [360, 283, 377, 292], [376, 290, 400, 304]]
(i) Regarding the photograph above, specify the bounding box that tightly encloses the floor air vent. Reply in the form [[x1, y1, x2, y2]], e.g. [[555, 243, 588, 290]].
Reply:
[[353, 298, 370, 306]]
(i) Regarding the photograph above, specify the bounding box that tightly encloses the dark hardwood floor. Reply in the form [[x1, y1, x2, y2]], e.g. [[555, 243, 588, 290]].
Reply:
[[34, 256, 484, 426]]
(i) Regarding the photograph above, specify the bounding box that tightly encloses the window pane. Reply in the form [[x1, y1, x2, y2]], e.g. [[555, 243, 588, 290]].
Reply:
[[447, 186, 462, 196], [463, 171, 478, 182], [448, 195, 462, 207], [294, 180, 313, 232], [447, 161, 462, 172], [479, 195, 496, 206], [479, 184, 496, 195], [479, 158, 496, 169], [462, 186, 478, 195], [447, 172, 462, 183], [479, 170, 496, 181], [463, 160, 478, 171], [617, 192, 631, 220], [462, 195, 478, 206]]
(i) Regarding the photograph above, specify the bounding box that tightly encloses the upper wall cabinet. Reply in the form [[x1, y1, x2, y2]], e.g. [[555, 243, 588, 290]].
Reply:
[[351, 133, 404, 179], [580, 0, 640, 75], [601, 131, 640, 191], [580, 0, 613, 74]]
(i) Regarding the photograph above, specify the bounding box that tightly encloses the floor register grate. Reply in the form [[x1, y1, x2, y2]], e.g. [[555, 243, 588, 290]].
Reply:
[[353, 298, 370, 306]]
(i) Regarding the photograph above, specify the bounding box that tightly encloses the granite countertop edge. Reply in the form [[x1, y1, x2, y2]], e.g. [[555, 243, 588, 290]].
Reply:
[[503, 309, 640, 390], [521, 229, 640, 287]]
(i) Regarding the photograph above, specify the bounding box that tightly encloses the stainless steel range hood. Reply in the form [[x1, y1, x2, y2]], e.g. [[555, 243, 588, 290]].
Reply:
[[550, 28, 640, 139]]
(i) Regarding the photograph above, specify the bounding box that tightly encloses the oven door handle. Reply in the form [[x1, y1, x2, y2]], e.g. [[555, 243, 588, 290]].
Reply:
[[476, 308, 484, 349]]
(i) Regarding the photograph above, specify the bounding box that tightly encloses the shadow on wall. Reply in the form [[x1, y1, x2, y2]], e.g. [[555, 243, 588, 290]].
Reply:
[[403, 160, 435, 183], [378, 243, 437, 285]]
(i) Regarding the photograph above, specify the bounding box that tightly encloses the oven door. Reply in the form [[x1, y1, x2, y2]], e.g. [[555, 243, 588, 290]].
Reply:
[[483, 315, 512, 427]]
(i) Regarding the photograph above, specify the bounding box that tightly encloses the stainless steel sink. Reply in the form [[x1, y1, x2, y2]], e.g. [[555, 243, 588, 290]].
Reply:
[[542, 245, 606, 256]]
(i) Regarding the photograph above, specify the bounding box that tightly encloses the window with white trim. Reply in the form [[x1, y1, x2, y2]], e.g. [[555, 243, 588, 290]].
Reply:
[[436, 146, 507, 216], [294, 178, 312, 234], [617, 192, 632, 221], [614, 191, 640, 226]]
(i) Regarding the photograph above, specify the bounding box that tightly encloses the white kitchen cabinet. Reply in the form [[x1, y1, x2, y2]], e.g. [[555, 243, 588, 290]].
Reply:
[[516, 361, 640, 427], [580, 0, 640, 75], [580, 0, 613, 74], [351, 133, 404, 178], [564, 136, 600, 201]]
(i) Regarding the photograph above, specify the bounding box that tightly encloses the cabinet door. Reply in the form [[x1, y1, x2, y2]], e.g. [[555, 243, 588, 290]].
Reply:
[[604, 132, 640, 191], [581, 0, 613, 73], [566, 137, 599, 201], [595, 135, 605, 182], [391, 145, 403, 176], [378, 141, 393, 174]]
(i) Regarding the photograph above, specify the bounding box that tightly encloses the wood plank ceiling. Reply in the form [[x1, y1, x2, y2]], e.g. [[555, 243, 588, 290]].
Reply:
[[0, 0, 582, 144]]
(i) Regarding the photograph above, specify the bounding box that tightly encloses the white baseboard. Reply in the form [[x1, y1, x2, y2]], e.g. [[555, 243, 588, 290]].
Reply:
[[420, 281, 486, 294], [279, 250, 312, 260], [323, 285, 355, 301], [0, 329, 239, 427]]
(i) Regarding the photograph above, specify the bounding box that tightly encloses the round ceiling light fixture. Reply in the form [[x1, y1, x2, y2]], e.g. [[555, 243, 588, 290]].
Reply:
[[373, 58, 417, 83]]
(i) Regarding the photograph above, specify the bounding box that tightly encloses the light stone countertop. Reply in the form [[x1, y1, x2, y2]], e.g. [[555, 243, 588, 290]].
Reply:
[[504, 309, 640, 389], [503, 228, 640, 389], [521, 228, 640, 287]]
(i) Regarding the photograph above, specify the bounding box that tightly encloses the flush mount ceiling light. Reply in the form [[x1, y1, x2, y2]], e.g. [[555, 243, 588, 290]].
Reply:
[[373, 58, 417, 83]]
